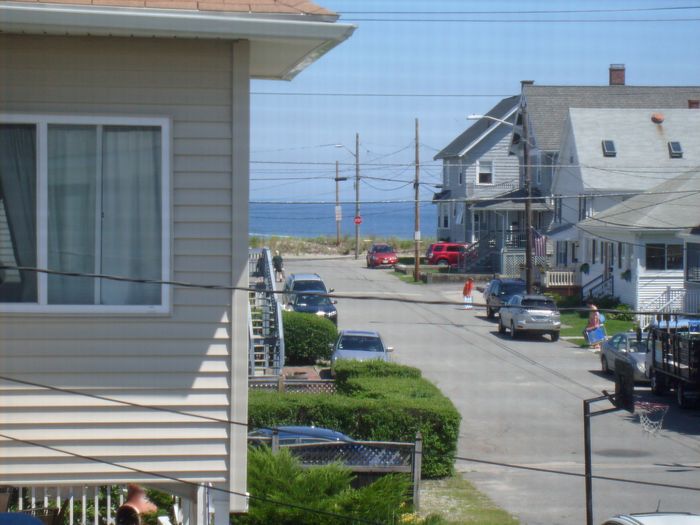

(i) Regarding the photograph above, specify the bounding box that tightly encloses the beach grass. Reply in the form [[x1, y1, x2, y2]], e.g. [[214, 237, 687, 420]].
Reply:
[[250, 234, 435, 256]]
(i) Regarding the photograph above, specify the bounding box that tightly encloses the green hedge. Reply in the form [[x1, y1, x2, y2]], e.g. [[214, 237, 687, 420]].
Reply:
[[234, 447, 412, 525], [249, 361, 461, 478], [282, 311, 337, 365]]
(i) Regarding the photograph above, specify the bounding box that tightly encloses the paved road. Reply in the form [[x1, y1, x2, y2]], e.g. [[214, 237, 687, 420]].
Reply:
[[284, 256, 700, 524]]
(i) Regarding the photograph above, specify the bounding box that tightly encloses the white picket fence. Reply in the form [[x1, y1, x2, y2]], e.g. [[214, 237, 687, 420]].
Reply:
[[13, 485, 182, 525]]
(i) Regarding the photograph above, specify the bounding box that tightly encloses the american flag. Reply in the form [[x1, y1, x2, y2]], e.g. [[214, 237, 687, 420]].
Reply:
[[532, 227, 546, 257]]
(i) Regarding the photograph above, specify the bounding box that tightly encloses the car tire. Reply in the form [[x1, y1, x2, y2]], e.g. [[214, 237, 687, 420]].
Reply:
[[486, 306, 495, 319], [510, 321, 518, 340], [550, 331, 560, 342], [650, 371, 667, 396], [676, 382, 691, 409], [498, 320, 506, 334], [601, 356, 610, 374]]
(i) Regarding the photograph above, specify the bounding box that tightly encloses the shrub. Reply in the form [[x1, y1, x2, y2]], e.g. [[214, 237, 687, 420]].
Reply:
[[249, 362, 461, 478], [233, 447, 411, 525], [282, 311, 337, 365], [332, 360, 422, 382]]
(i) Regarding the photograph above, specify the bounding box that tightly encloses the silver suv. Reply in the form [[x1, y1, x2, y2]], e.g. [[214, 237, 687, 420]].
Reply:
[[282, 273, 332, 306], [498, 294, 561, 342]]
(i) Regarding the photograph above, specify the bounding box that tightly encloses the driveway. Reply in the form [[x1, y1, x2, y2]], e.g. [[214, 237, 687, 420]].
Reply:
[[284, 257, 700, 525]]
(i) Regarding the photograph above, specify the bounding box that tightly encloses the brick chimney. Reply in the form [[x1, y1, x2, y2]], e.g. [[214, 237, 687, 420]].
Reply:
[[609, 64, 625, 86]]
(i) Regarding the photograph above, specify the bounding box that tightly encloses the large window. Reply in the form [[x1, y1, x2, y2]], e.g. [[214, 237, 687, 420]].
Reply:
[[645, 243, 683, 271], [0, 115, 169, 312], [687, 242, 700, 283]]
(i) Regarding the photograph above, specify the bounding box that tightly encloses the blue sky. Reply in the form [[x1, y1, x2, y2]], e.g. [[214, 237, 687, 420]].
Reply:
[[250, 0, 700, 204]]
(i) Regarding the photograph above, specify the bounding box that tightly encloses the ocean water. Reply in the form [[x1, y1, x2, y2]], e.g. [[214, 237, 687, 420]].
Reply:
[[250, 202, 437, 240]]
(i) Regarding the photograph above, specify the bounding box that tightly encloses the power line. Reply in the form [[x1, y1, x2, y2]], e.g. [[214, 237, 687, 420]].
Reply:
[[453, 455, 700, 493], [3, 368, 700, 496], [0, 433, 382, 525], [249, 188, 700, 205], [341, 16, 700, 23], [1, 264, 698, 317], [339, 6, 700, 15], [251, 91, 509, 98]]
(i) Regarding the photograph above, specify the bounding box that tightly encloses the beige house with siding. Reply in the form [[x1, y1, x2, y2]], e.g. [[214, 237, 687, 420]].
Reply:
[[0, 1, 353, 522]]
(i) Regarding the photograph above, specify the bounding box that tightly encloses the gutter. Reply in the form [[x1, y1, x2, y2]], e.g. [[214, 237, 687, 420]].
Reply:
[[0, 2, 356, 79]]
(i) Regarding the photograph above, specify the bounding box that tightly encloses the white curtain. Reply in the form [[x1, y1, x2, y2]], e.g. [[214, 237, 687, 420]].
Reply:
[[101, 126, 161, 305], [0, 124, 37, 302], [48, 125, 97, 304]]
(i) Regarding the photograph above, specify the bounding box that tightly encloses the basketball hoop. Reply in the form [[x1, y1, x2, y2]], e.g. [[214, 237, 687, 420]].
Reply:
[[635, 401, 669, 435]]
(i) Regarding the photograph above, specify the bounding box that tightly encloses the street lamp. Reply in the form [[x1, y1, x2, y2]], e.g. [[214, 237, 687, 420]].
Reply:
[[467, 112, 535, 294], [335, 135, 360, 260]]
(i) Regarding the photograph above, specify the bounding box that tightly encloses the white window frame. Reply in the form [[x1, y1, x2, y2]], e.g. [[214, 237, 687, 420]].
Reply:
[[476, 160, 494, 186], [0, 113, 171, 315]]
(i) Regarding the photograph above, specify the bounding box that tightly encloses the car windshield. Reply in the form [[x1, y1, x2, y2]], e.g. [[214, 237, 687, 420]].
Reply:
[[502, 283, 526, 295], [338, 335, 384, 352], [374, 245, 393, 253], [294, 294, 331, 307], [522, 299, 556, 310], [293, 280, 326, 292]]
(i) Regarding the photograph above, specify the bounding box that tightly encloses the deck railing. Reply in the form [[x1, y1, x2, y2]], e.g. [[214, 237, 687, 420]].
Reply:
[[249, 376, 336, 394], [544, 269, 580, 288]]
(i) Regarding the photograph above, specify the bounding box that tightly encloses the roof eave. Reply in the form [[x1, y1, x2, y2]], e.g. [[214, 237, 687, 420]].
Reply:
[[433, 102, 519, 160], [0, 2, 356, 80]]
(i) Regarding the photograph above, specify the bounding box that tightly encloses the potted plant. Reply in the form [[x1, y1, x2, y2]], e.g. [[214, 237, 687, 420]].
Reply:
[[580, 263, 590, 275]]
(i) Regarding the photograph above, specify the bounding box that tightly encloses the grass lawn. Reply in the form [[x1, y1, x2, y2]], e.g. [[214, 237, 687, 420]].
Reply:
[[394, 272, 426, 285], [417, 475, 519, 524], [560, 312, 635, 338]]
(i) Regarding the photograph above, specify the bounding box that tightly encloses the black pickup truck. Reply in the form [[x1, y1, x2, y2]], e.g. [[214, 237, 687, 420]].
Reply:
[[646, 319, 700, 408]]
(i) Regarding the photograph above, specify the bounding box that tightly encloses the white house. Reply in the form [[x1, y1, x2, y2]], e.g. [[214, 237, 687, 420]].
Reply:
[[548, 108, 700, 297], [0, 1, 353, 522], [577, 172, 700, 321], [683, 228, 700, 314]]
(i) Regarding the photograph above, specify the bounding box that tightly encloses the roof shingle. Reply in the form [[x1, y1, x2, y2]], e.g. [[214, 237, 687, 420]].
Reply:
[[2, 0, 336, 16], [434, 95, 520, 160], [523, 85, 700, 152]]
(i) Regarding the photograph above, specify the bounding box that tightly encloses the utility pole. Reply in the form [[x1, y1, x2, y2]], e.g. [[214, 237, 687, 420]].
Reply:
[[354, 132, 360, 260], [522, 82, 534, 294], [414, 118, 421, 282], [334, 161, 347, 246]]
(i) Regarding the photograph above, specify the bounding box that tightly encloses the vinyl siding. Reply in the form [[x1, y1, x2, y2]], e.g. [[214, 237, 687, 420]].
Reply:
[[0, 33, 246, 502], [437, 127, 520, 243]]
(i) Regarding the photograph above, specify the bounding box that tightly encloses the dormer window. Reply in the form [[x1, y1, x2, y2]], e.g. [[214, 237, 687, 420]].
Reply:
[[668, 141, 683, 158], [602, 140, 616, 157]]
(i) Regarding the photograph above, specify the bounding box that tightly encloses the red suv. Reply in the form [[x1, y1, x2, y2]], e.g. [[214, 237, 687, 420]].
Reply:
[[426, 242, 468, 266]]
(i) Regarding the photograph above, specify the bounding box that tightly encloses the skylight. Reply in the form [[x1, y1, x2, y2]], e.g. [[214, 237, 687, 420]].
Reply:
[[668, 141, 683, 158], [602, 140, 616, 157]]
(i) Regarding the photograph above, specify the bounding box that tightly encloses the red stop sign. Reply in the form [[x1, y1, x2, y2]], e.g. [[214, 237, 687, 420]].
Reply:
[[354, 216, 362, 225]]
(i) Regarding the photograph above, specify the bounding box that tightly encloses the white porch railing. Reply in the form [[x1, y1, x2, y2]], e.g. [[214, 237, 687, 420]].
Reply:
[[638, 287, 687, 330], [12, 485, 185, 525], [543, 270, 580, 288]]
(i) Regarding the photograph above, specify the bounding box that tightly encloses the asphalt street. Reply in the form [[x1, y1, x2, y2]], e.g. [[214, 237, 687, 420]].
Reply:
[[284, 256, 700, 525]]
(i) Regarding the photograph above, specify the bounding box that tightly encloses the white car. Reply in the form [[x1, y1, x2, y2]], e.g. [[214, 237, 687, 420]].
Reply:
[[602, 513, 700, 525], [498, 294, 561, 342]]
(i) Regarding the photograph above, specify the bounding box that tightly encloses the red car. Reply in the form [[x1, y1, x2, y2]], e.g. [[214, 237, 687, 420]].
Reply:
[[425, 242, 469, 266], [366, 243, 399, 268]]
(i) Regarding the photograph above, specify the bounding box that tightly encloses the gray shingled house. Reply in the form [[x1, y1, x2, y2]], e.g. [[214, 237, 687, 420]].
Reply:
[[433, 96, 528, 273], [508, 65, 700, 287]]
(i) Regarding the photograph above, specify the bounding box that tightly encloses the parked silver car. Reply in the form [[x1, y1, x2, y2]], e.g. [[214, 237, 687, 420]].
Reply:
[[601, 512, 700, 525], [498, 294, 561, 341], [330, 330, 393, 372], [601, 331, 649, 382]]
